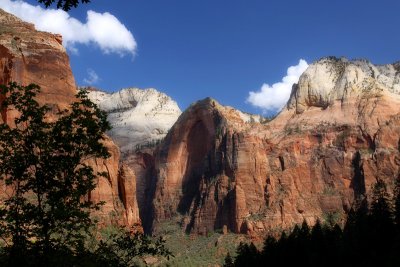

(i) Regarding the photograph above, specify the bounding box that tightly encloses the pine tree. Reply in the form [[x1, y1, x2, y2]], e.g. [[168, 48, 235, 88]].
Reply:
[[369, 179, 395, 265], [261, 235, 277, 264], [300, 220, 311, 239], [371, 179, 393, 225], [233, 242, 259, 267], [310, 220, 325, 265]]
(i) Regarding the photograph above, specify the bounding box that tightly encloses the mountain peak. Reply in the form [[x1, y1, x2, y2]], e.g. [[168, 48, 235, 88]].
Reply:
[[286, 57, 400, 114], [88, 87, 181, 154]]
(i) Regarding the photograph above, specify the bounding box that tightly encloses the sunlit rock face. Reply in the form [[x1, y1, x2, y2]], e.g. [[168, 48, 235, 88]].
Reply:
[[0, 9, 140, 229], [87, 87, 181, 155], [148, 57, 400, 236], [2, 7, 400, 237], [0, 8, 76, 123], [283, 57, 400, 134]]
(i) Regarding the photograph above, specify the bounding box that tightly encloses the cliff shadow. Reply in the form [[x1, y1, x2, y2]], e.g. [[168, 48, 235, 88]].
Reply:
[[177, 120, 212, 215]]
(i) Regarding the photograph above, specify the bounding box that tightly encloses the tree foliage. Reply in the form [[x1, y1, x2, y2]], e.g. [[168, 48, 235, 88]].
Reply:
[[0, 82, 110, 265], [0, 83, 173, 266], [37, 0, 91, 11]]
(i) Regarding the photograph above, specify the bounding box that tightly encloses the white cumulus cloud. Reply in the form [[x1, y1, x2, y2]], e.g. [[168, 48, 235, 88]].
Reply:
[[247, 59, 309, 112], [83, 68, 100, 85], [0, 0, 137, 56]]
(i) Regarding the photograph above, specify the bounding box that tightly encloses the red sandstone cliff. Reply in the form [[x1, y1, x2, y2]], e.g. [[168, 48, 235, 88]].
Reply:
[[2, 9, 399, 238], [0, 9, 140, 228], [0, 9, 75, 123], [149, 58, 400, 236]]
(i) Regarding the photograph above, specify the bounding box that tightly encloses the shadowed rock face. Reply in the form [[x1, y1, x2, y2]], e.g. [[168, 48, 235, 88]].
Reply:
[[148, 58, 400, 236], [0, 9, 140, 229]]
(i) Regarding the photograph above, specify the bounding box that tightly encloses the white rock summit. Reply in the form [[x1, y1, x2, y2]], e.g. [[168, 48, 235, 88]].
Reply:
[[271, 57, 400, 137], [287, 57, 400, 114], [87, 87, 182, 155]]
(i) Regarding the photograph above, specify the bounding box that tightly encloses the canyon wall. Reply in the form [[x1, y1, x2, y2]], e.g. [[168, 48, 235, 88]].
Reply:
[[87, 87, 181, 227], [149, 58, 400, 236], [0, 9, 140, 228], [2, 8, 400, 237]]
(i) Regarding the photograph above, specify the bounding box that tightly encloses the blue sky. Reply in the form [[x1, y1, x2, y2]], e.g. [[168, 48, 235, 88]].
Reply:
[[1, 0, 400, 115]]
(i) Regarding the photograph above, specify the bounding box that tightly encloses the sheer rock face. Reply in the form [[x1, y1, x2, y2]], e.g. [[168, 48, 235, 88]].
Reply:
[[149, 58, 400, 236], [86, 138, 141, 228], [0, 8, 76, 123], [0, 9, 140, 228]]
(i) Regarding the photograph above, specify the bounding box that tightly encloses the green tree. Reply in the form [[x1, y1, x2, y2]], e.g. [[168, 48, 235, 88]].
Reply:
[[37, 0, 91, 11], [0, 83, 110, 266]]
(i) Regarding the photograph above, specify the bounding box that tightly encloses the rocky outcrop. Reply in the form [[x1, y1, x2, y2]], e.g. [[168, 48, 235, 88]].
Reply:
[[87, 87, 181, 156], [149, 58, 400, 236], [0, 9, 140, 228], [282, 57, 400, 134]]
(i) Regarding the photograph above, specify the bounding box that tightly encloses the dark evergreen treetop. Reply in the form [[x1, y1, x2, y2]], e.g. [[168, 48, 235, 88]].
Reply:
[[227, 179, 400, 267]]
